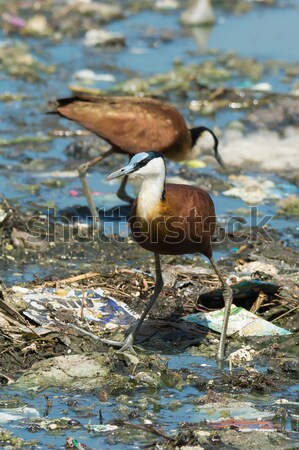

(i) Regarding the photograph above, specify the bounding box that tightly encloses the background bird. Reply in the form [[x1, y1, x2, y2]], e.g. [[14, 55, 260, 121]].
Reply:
[[104, 151, 233, 361], [49, 94, 224, 229]]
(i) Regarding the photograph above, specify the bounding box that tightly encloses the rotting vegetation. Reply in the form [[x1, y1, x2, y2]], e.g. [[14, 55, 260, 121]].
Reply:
[[0, 198, 298, 382]]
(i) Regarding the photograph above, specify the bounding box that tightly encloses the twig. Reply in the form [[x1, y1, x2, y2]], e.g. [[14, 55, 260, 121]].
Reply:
[[1, 194, 24, 222], [80, 285, 85, 321], [42, 272, 101, 287], [0, 372, 14, 384], [250, 291, 267, 314], [271, 304, 299, 323], [114, 419, 175, 441]]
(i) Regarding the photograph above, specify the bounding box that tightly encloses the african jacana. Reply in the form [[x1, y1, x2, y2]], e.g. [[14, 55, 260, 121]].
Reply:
[[49, 95, 224, 229], [103, 151, 232, 360]]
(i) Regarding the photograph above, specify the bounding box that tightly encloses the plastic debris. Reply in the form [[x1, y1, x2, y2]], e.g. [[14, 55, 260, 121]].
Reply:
[[84, 29, 125, 47], [183, 304, 291, 337], [70, 189, 79, 197], [223, 174, 297, 204], [155, 0, 179, 9], [87, 424, 118, 433], [221, 128, 299, 171], [193, 401, 271, 422], [235, 261, 278, 278], [207, 418, 277, 431], [2, 13, 26, 28], [22, 287, 139, 327], [250, 82, 272, 92], [200, 279, 279, 303], [180, 159, 206, 169], [74, 69, 116, 82], [228, 346, 256, 372], [65, 437, 86, 449], [0, 206, 8, 224], [0, 407, 39, 423]]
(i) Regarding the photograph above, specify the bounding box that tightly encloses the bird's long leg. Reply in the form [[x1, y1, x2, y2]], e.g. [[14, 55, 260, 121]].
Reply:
[[209, 256, 233, 361], [116, 175, 134, 204], [101, 253, 163, 353], [78, 148, 114, 233]]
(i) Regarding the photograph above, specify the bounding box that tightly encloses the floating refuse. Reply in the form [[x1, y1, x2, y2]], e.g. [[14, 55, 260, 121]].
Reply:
[[223, 174, 298, 204], [207, 418, 277, 432], [83, 29, 125, 47], [0, 407, 39, 424], [193, 400, 271, 422], [183, 304, 292, 337], [87, 424, 118, 433]]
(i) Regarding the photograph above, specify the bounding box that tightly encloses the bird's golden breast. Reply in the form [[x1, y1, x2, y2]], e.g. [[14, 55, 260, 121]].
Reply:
[[130, 183, 216, 257]]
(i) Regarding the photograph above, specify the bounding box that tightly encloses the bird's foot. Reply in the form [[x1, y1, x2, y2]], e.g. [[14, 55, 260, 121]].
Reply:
[[100, 333, 137, 355]]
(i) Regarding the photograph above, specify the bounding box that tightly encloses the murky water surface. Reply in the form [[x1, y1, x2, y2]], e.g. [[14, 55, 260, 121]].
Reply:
[[0, 352, 298, 449]]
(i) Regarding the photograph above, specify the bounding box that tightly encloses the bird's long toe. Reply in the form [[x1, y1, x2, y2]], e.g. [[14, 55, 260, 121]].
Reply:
[[101, 333, 137, 354]]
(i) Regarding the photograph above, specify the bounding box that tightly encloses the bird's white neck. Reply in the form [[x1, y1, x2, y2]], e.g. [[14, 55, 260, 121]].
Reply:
[[136, 171, 165, 219]]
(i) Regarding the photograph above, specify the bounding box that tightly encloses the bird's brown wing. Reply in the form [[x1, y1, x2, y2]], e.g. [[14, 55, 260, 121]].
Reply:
[[130, 183, 216, 257], [49, 96, 190, 154]]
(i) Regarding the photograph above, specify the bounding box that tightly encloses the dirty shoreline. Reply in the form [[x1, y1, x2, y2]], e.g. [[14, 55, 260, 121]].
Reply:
[[0, 0, 299, 448]]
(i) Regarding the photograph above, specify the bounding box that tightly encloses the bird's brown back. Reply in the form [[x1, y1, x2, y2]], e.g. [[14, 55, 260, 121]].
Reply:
[[50, 95, 192, 160], [130, 183, 216, 258]]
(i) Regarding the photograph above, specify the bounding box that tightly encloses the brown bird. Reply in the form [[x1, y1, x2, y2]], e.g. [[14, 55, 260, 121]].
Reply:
[[103, 151, 232, 360], [49, 95, 224, 228]]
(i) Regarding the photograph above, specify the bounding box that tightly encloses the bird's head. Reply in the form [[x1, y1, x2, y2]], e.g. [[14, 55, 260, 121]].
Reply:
[[190, 126, 225, 169], [107, 152, 166, 181]]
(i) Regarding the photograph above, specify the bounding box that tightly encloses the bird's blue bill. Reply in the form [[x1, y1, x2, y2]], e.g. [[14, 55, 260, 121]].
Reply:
[[106, 162, 136, 180]]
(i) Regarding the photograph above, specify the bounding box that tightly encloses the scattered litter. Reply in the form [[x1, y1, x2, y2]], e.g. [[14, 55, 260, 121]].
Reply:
[[35, 170, 79, 178], [221, 128, 299, 171], [180, 159, 206, 169], [223, 175, 297, 204], [183, 304, 291, 337], [250, 82, 272, 92], [207, 418, 277, 431], [0, 206, 8, 223], [235, 261, 279, 278], [74, 69, 116, 83], [155, 0, 179, 9], [194, 401, 271, 422], [2, 13, 26, 28], [70, 189, 79, 197], [24, 14, 50, 36], [0, 407, 39, 424], [162, 264, 212, 287], [228, 346, 256, 372], [87, 424, 118, 433], [84, 29, 125, 47], [22, 287, 139, 328], [65, 437, 86, 449]]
